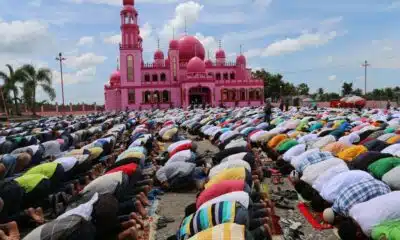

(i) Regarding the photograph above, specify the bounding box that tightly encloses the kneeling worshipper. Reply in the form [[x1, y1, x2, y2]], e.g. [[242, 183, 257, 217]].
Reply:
[[323, 178, 391, 224], [11, 144, 45, 165], [348, 151, 393, 171], [339, 191, 400, 240], [155, 161, 207, 191], [176, 201, 272, 240], [300, 157, 346, 186]]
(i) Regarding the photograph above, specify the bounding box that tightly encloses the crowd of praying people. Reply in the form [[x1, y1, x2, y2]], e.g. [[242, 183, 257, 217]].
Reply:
[[0, 104, 399, 240]]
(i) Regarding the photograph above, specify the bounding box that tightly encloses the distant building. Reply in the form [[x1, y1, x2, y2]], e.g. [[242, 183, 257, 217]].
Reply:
[[104, 0, 264, 110]]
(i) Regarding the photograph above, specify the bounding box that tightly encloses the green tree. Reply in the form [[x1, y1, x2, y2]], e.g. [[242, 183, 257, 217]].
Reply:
[[297, 83, 310, 95], [342, 82, 353, 96], [0, 64, 28, 115], [21, 64, 56, 115], [352, 88, 363, 96], [253, 69, 284, 101]]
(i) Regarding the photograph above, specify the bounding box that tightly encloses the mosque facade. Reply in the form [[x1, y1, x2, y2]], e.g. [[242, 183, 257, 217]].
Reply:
[[104, 0, 264, 111]]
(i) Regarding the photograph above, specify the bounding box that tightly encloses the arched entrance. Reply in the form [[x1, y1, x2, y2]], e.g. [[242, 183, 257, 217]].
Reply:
[[189, 86, 211, 105]]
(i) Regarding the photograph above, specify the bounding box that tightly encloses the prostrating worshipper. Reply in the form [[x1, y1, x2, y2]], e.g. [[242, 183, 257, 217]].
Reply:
[[155, 161, 207, 191], [349, 151, 393, 171], [338, 191, 400, 240], [186, 223, 271, 240], [0, 153, 32, 180], [300, 157, 345, 186], [177, 201, 272, 240], [11, 145, 45, 165], [78, 171, 149, 218], [367, 157, 400, 179], [322, 178, 391, 224], [23, 193, 142, 240], [204, 167, 252, 190]]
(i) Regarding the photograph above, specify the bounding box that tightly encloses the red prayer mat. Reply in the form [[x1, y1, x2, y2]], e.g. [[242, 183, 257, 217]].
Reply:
[[297, 202, 334, 230]]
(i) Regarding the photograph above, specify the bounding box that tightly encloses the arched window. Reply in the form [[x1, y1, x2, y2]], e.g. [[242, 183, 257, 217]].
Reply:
[[240, 89, 246, 101], [216, 73, 221, 80], [152, 74, 158, 82], [208, 72, 214, 78], [230, 72, 235, 80], [222, 89, 228, 101], [249, 89, 255, 101], [128, 89, 135, 104], [160, 73, 166, 81], [162, 90, 169, 102], [223, 73, 229, 80], [153, 91, 160, 103], [127, 55, 134, 81], [143, 91, 151, 103], [144, 74, 150, 82]]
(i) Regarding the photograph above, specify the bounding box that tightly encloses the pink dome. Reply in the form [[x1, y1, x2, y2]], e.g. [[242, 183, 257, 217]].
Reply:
[[178, 36, 205, 63], [123, 0, 134, 5], [169, 40, 179, 50], [216, 49, 226, 59], [154, 50, 164, 60], [187, 57, 206, 73], [110, 70, 120, 81], [205, 59, 213, 67], [236, 55, 246, 65]]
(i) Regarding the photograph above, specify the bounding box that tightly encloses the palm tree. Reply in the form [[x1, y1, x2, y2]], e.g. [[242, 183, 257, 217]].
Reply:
[[21, 64, 56, 115], [0, 65, 28, 115]]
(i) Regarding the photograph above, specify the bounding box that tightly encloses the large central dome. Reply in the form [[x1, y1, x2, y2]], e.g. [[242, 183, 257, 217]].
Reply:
[[178, 35, 205, 63]]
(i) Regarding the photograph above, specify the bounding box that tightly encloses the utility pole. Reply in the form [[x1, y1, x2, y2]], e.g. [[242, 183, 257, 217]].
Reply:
[[361, 60, 370, 95], [56, 52, 66, 111]]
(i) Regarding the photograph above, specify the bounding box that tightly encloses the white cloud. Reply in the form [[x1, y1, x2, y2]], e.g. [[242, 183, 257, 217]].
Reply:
[[159, 1, 204, 39], [29, 0, 42, 7], [194, 33, 218, 56], [104, 34, 120, 45], [387, 1, 400, 10], [0, 19, 51, 54], [68, 0, 181, 5], [253, 0, 272, 8], [262, 31, 338, 56], [65, 53, 107, 70], [328, 75, 337, 81], [77, 36, 94, 46], [53, 67, 96, 85]]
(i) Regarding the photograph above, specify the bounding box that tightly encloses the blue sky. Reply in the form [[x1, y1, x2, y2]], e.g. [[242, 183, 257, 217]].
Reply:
[[0, 0, 399, 104]]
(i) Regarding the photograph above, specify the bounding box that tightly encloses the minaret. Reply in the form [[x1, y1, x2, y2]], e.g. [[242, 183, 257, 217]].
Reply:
[[215, 40, 226, 66], [119, 0, 141, 111]]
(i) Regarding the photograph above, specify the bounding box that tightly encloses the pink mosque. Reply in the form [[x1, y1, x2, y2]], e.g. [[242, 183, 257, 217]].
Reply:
[[104, 0, 264, 111]]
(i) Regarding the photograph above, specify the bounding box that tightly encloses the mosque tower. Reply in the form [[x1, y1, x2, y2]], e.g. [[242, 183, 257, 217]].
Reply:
[[119, 0, 142, 86]]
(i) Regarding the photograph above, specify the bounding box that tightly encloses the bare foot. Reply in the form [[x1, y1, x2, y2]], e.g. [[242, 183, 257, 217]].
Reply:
[[134, 201, 148, 219], [137, 192, 150, 206], [117, 227, 138, 240], [0, 230, 8, 240], [130, 213, 145, 229], [26, 208, 45, 224], [4, 222, 19, 240], [262, 224, 272, 238], [121, 220, 136, 229]]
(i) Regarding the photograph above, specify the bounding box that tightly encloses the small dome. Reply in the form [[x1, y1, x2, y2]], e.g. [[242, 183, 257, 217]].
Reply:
[[178, 35, 205, 62], [154, 50, 164, 60], [123, 0, 134, 5], [169, 39, 179, 50], [236, 55, 246, 65], [205, 59, 213, 67], [216, 49, 226, 59], [187, 57, 206, 73], [110, 70, 120, 81]]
